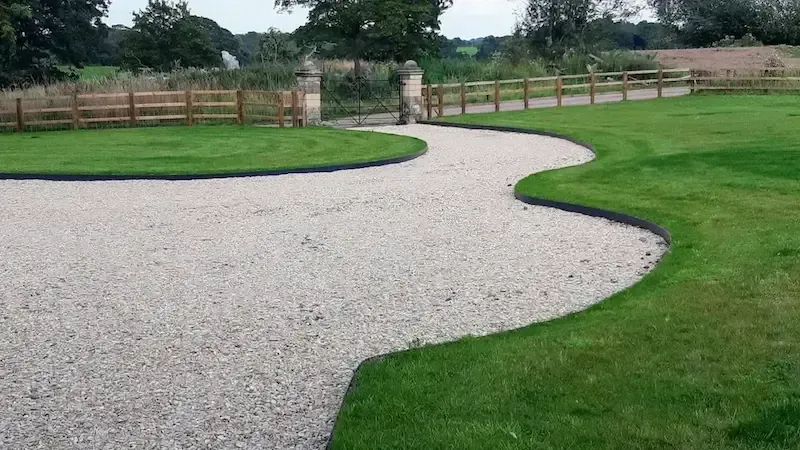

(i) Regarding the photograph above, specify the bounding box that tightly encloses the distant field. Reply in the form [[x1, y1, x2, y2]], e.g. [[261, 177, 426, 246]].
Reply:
[[456, 46, 478, 57], [59, 65, 119, 80], [642, 45, 800, 71]]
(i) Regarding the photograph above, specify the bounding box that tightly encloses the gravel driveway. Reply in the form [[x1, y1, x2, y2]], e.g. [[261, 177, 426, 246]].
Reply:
[[0, 124, 666, 449]]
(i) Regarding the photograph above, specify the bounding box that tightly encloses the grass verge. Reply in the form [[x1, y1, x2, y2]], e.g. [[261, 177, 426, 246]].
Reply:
[[0, 126, 425, 177], [329, 95, 800, 449]]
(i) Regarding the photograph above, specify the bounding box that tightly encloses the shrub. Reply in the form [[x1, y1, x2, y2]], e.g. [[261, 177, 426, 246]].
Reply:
[[419, 57, 549, 84]]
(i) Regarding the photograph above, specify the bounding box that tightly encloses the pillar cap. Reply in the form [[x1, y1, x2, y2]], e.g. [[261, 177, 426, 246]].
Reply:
[[396, 60, 424, 75], [295, 60, 322, 76]]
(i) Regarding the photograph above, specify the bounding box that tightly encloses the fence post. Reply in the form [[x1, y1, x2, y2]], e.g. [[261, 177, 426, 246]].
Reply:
[[590, 73, 596, 104], [237, 90, 245, 125], [494, 80, 500, 112], [622, 71, 628, 101], [437, 84, 444, 117], [556, 76, 563, 107], [278, 93, 285, 128], [523, 78, 529, 110], [726, 69, 731, 91], [460, 82, 466, 115], [291, 90, 299, 127], [185, 91, 194, 126], [128, 91, 136, 127], [15, 98, 23, 133], [690, 70, 696, 94], [657, 69, 664, 98], [426, 84, 432, 120], [71, 92, 80, 130]]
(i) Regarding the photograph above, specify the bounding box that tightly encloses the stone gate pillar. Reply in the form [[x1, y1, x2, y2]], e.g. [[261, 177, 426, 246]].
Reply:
[[397, 61, 425, 124], [295, 60, 323, 125]]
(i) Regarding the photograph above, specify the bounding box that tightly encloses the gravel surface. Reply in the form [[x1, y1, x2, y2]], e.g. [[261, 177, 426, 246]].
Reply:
[[0, 124, 667, 449]]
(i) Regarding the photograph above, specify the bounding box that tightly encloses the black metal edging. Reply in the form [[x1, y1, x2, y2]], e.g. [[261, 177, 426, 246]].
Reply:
[[0, 146, 428, 182], [418, 120, 672, 244], [326, 120, 674, 449]]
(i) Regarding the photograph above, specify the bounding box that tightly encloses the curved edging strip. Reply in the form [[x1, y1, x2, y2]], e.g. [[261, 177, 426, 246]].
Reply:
[[419, 120, 672, 244], [0, 146, 428, 182], [326, 121, 674, 449]]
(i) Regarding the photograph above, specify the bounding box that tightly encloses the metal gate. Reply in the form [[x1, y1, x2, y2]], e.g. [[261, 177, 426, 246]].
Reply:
[[321, 76, 402, 125]]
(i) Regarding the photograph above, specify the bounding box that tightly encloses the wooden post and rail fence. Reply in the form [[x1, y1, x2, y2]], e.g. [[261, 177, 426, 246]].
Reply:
[[1, 89, 306, 133], [5, 68, 800, 132], [420, 68, 800, 119], [422, 68, 695, 119]]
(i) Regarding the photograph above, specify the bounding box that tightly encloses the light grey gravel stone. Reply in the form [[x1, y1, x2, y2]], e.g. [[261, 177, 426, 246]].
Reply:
[[0, 124, 666, 449]]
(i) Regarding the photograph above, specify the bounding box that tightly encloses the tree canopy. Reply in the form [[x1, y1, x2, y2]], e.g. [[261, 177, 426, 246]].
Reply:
[[277, 0, 452, 70], [1, 0, 109, 86], [522, 0, 640, 57], [648, 0, 800, 47], [119, 0, 221, 72]]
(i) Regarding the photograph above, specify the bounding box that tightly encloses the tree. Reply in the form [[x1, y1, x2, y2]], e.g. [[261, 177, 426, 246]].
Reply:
[[476, 35, 502, 59], [120, 0, 220, 72], [90, 24, 128, 67], [649, 0, 758, 46], [1, 0, 109, 86], [645, 0, 800, 47], [522, 0, 639, 57], [276, 0, 453, 73], [439, 37, 462, 59], [238, 32, 264, 64], [255, 28, 302, 63], [190, 16, 245, 62]]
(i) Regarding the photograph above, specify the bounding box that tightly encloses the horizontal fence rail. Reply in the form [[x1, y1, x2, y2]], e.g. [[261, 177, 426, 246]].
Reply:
[[689, 68, 800, 92], [0, 89, 306, 133], [423, 69, 695, 119]]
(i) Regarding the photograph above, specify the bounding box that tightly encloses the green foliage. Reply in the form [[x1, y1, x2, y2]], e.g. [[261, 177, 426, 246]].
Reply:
[[0, 126, 426, 176], [419, 50, 658, 84], [166, 65, 297, 90], [649, 0, 800, 47], [523, 0, 640, 57], [456, 46, 479, 56], [476, 35, 503, 59], [712, 33, 763, 48], [419, 57, 548, 83], [92, 25, 128, 67], [1, 0, 109, 87], [120, 0, 221, 72], [331, 95, 800, 450], [557, 50, 660, 73], [255, 28, 303, 64], [278, 0, 452, 66], [58, 65, 120, 80], [190, 16, 245, 62]]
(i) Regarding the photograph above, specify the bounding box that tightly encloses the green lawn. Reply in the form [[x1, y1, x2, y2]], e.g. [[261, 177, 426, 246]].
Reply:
[[59, 65, 120, 80], [456, 46, 479, 56], [0, 126, 425, 176], [330, 96, 800, 449]]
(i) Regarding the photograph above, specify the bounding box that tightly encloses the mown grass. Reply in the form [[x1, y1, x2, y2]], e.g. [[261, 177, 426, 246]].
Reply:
[[330, 95, 800, 449], [58, 65, 120, 80], [456, 46, 479, 56], [0, 126, 425, 176]]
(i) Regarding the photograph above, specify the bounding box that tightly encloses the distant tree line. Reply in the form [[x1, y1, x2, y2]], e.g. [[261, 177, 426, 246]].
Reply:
[[442, 0, 800, 62], [8, 0, 800, 87], [650, 0, 800, 47]]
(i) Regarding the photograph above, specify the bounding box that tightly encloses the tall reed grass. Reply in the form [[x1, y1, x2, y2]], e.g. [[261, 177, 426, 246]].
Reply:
[[2, 51, 661, 102]]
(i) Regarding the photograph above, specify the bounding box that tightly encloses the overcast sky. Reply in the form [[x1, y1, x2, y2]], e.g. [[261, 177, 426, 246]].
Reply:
[[105, 0, 527, 39]]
